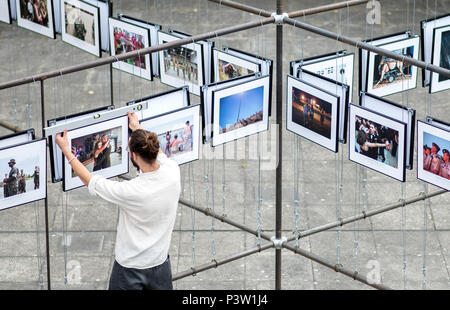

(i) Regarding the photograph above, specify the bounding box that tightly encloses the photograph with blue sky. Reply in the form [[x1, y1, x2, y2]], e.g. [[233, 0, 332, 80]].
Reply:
[[219, 85, 264, 133], [423, 132, 450, 157]]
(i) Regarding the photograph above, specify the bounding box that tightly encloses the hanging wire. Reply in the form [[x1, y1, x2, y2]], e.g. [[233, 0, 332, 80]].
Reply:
[[210, 148, 216, 260], [189, 163, 197, 268]]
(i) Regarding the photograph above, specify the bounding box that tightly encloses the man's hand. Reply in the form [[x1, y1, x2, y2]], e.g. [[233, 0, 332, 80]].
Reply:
[[128, 112, 143, 132]]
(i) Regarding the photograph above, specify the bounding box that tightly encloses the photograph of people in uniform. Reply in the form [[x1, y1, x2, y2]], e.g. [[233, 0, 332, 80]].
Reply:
[[354, 116, 399, 169], [19, 0, 49, 27], [0, 156, 40, 199], [70, 127, 122, 178], [422, 133, 450, 180], [64, 1, 95, 44], [291, 86, 333, 139]]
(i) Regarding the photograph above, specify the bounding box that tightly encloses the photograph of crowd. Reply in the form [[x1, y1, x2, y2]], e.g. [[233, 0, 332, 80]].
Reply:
[[218, 85, 264, 134], [64, 1, 95, 45], [422, 132, 450, 180], [0, 156, 40, 199], [163, 43, 199, 84], [218, 60, 255, 82], [19, 0, 49, 27], [371, 46, 414, 90], [291, 86, 332, 139], [70, 126, 122, 178], [354, 115, 399, 168], [113, 26, 146, 69]]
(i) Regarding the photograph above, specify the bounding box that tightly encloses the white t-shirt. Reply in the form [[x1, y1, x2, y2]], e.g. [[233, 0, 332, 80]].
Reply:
[[88, 153, 181, 269]]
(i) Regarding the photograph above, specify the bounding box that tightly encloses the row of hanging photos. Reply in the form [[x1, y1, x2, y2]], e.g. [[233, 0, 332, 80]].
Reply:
[[1, 2, 450, 213]]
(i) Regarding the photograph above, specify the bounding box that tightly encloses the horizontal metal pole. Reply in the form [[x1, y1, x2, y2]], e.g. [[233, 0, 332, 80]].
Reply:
[[179, 197, 273, 242], [0, 120, 22, 133], [0, 17, 274, 90], [287, 0, 369, 18], [282, 242, 392, 290], [283, 16, 450, 78], [173, 242, 273, 281], [208, 0, 272, 17], [287, 189, 447, 243]]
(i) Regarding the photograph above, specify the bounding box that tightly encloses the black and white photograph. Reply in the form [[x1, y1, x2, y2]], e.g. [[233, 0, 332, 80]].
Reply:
[[158, 31, 204, 96], [0, 139, 47, 211], [291, 51, 354, 104], [16, 0, 55, 38], [140, 105, 200, 166], [297, 69, 349, 143], [421, 13, 450, 87], [430, 25, 450, 93], [63, 115, 129, 191], [201, 73, 258, 143], [417, 120, 450, 191], [0, 0, 11, 23], [366, 36, 420, 97], [127, 87, 190, 121], [47, 105, 114, 183], [119, 14, 161, 78], [349, 104, 407, 182], [212, 75, 270, 147], [61, 0, 101, 57], [109, 17, 152, 80], [213, 49, 260, 83], [360, 92, 415, 170], [286, 75, 340, 153]]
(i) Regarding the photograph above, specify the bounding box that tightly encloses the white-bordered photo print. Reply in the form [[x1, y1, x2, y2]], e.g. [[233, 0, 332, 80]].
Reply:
[[0, 129, 35, 149], [0, 139, 47, 211], [61, 0, 100, 57], [140, 105, 200, 166], [16, 0, 55, 38], [366, 36, 420, 97], [63, 115, 129, 191], [430, 25, 450, 93], [213, 48, 260, 83], [109, 17, 152, 80], [158, 31, 204, 96], [212, 75, 270, 147], [360, 92, 416, 170], [349, 104, 406, 182], [286, 75, 340, 153], [0, 0, 11, 24], [417, 120, 450, 191]]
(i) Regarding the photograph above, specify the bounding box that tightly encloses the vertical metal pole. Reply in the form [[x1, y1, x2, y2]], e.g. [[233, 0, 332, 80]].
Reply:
[[40, 80, 51, 290], [275, 0, 283, 290], [110, 64, 114, 105]]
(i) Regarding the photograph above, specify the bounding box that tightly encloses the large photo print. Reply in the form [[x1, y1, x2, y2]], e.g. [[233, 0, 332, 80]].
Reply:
[[16, 0, 55, 38], [140, 105, 200, 166], [430, 25, 450, 93], [417, 120, 450, 190], [63, 116, 129, 191], [349, 104, 406, 182], [0, 139, 47, 211], [61, 0, 100, 57]]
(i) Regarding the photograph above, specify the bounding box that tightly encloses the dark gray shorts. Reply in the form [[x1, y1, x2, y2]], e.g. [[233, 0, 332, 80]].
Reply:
[[108, 256, 173, 290]]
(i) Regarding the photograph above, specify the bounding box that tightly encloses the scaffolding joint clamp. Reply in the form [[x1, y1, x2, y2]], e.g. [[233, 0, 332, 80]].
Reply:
[[271, 236, 287, 249], [271, 12, 288, 25], [334, 263, 343, 272]]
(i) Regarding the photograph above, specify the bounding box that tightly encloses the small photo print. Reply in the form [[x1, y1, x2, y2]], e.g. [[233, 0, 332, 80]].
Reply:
[[70, 126, 123, 177], [1, 155, 40, 199], [417, 120, 450, 190], [218, 59, 255, 82], [20, 0, 50, 27], [64, 1, 95, 45], [354, 115, 399, 169], [162, 44, 199, 85], [113, 26, 147, 69], [219, 85, 264, 134], [291, 86, 332, 139], [372, 46, 414, 90]]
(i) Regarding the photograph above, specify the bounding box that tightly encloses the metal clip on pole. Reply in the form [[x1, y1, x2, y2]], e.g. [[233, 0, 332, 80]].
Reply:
[[271, 236, 287, 249]]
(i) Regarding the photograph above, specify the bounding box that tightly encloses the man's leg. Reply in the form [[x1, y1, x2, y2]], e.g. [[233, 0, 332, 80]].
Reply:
[[144, 256, 173, 290], [108, 261, 145, 290]]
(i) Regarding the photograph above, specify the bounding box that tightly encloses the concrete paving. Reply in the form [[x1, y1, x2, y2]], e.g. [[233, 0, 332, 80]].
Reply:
[[0, 0, 449, 290]]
